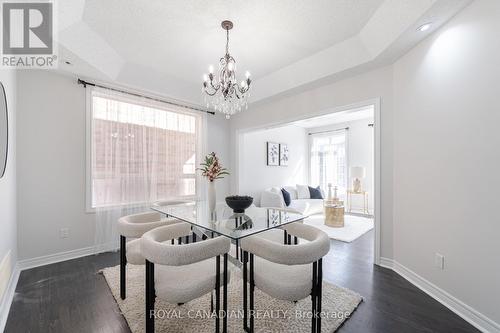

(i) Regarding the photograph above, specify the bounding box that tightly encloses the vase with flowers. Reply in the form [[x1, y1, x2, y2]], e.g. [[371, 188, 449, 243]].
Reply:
[[198, 152, 229, 213]]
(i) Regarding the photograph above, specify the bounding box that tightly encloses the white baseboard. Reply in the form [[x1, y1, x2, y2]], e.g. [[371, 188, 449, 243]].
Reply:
[[0, 263, 20, 332], [379, 257, 499, 333], [18, 244, 118, 271], [379, 256, 394, 269]]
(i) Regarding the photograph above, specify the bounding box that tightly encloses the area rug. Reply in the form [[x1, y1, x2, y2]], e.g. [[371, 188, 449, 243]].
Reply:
[[304, 215, 373, 242], [101, 263, 362, 332]]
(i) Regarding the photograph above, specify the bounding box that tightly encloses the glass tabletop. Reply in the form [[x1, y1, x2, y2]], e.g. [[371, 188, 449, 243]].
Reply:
[[151, 201, 306, 240]]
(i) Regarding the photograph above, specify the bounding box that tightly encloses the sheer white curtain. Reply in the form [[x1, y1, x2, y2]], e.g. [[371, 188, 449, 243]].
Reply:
[[309, 129, 348, 198], [88, 87, 206, 251]]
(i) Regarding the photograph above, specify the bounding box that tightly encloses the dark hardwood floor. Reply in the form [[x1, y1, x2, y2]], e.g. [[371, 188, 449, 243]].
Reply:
[[323, 231, 479, 333], [5, 231, 479, 333]]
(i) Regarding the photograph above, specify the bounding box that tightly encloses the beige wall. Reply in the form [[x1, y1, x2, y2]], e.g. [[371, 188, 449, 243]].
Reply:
[[17, 71, 96, 259], [393, 0, 500, 325], [230, 0, 500, 328]]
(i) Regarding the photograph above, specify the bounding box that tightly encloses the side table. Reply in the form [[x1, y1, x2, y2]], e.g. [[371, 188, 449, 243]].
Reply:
[[324, 200, 344, 228], [346, 190, 369, 214]]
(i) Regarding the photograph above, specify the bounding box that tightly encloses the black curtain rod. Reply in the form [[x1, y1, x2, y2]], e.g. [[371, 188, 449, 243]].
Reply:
[[77, 78, 215, 115], [308, 127, 349, 136]]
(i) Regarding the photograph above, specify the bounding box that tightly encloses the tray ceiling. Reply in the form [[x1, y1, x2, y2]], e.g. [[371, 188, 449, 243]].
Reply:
[[56, 0, 472, 106]]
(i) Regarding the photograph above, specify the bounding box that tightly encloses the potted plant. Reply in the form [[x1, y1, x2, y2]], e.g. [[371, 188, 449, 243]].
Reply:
[[198, 152, 229, 213]]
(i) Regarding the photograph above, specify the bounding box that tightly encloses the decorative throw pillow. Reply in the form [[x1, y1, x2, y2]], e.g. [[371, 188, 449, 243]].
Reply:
[[283, 186, 298, 200], [309, 186, 324, 199], [281, 188, 291, 206], [296, 184, 310, 199]]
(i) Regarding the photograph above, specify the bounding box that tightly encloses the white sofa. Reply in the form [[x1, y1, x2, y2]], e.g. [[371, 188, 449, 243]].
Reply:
[[260, 186, 324, 216]]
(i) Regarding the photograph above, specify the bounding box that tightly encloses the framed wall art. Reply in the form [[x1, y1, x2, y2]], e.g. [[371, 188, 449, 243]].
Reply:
[[266, 142, 279, 166], [279, 144, 289, 166]]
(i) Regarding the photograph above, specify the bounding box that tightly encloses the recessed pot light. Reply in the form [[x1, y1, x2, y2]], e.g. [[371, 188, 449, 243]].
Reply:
[[417, 23, 432, 32]]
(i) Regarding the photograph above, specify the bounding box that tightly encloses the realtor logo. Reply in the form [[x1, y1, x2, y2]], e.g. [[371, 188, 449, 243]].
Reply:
[[1, 1, 57, 68]]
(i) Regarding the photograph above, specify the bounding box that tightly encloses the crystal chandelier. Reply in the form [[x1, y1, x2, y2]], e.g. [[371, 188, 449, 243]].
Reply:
[[203, 20, 252, 119]]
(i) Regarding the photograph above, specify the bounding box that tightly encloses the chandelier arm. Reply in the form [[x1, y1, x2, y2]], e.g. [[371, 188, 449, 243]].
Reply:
[[204, 88, 218, 97], [204, 82, 219, 95], [236, 85, 249, 94], [230, 84, 239, 99], [231, 84, 241, 99], [209, 80, 220, 91]]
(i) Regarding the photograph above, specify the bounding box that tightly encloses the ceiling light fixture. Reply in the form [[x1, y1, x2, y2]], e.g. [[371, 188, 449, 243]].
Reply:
[[417, 23, 432, 32], [202, 20, 251, 119]]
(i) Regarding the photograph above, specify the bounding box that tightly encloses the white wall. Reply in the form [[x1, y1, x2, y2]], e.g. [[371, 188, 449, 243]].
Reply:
[[239, 125, 307, 204], [17, 71, 96, 260], [206, 114, 231, 200], [230, 66, 394, 259], [392, 0, 500, 327], [0, 70, 17, 303], [16, 70, 230, 260], [307, 117, 374, 212]]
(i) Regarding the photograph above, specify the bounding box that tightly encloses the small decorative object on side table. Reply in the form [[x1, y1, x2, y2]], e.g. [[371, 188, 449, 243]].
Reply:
[[350, 166, 366, 192], [324, 185, 344, 227]]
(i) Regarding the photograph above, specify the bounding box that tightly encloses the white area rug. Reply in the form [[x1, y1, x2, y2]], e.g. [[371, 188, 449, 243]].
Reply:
[[102, 263, 362, 332], [304, 215, 374, 242]]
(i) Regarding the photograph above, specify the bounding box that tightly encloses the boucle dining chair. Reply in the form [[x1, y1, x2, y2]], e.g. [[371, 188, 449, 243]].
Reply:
[[240, 222, 330, 333], [141, 222, 231, 333], [117, 211, 180, 300]]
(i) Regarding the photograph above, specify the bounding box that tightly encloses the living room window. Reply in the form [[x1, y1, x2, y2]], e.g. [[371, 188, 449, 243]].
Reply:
[[309, 129, 348, 193], [86, 88, 202, 209]]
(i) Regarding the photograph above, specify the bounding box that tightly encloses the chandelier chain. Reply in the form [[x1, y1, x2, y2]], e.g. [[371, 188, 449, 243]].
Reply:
[[226, 28, 229, 55]]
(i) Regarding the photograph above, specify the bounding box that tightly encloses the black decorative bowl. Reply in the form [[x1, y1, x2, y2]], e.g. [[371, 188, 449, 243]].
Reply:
[[225, 195, 253, 213]]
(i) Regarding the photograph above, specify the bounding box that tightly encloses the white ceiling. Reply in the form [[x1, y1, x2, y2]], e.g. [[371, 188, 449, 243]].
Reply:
[[56, 0, 472, 106], [81, 0, 383, 81]]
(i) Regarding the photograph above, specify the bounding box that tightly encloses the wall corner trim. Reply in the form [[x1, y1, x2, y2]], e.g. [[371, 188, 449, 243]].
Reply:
[[379, 258, 499, 333], [0, 263, 20, 332]]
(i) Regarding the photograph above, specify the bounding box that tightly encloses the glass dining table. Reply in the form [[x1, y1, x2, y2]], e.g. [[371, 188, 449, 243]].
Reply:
[[151, 201, 306, 263], [151, 201, 307, 332]]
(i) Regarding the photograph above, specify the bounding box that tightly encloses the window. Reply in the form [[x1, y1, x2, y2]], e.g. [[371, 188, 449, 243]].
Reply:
[[87, 88, 202, 209], [309, 130, 347, 193]]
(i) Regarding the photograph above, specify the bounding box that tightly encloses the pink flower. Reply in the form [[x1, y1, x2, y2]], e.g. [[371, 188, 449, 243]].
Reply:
[[198, 152, 229, 182]]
